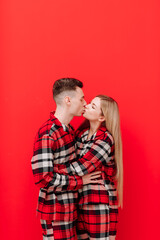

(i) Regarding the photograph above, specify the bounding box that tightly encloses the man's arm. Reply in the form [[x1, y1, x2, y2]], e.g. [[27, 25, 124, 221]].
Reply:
[[31, 133, 83, 191]]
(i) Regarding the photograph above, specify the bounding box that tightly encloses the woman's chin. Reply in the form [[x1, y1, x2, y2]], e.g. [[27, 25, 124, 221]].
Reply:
[[83, 112, 89, 119]]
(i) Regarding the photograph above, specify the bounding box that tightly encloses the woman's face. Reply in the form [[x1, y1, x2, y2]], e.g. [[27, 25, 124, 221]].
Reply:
[[83, 97, 103, 121]]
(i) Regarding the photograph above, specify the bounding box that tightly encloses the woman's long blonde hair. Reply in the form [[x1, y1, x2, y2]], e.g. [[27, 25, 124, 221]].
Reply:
[[97, 95, 123, 207], [78, 95, 123, 207]]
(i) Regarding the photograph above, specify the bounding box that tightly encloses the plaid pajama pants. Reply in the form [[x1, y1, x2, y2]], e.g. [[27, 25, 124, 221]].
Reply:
[[40, 220, 78, 240], [76, 204, 118, 240]]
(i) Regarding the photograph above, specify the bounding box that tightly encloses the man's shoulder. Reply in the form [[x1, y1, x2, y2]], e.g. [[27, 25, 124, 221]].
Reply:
[[35, 111, 60, 137], [37, 118, 55, 138]]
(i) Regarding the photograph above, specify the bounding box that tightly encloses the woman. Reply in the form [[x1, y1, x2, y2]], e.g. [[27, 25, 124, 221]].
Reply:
[[58, 95, 123, 240]]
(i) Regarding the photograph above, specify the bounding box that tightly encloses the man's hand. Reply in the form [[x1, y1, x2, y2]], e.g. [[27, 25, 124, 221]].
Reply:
[[82, 171, 102, 185]]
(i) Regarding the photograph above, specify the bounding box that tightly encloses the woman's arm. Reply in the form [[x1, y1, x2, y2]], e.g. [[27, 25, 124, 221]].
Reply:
[[70, 135, 114, 176], [57, 133, 115, 177]]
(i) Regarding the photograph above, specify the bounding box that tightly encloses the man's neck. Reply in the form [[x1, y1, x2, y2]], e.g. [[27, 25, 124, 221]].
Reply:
[[54, 107, 73, 127]]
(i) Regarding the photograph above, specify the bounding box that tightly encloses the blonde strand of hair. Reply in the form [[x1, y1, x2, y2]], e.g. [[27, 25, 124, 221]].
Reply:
[[97, 95, 123, 208]]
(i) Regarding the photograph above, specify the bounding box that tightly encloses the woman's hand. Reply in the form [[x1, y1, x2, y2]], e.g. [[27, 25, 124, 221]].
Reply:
[[82, 171, 102, 185]]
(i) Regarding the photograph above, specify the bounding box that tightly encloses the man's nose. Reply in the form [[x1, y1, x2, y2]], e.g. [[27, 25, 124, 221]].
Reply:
[[83, 99, 87, 106]]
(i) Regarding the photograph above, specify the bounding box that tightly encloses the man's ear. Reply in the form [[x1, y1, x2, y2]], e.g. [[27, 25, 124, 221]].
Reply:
[[99, 115, 105, 122], [64, 96, 71, 105]]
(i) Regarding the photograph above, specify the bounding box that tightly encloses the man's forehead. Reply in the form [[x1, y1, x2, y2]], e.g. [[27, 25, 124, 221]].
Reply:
[[76, 87, 84, 97]]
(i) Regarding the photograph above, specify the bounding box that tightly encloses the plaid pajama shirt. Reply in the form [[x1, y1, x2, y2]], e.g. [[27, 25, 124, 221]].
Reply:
[[56, 126, 118, 239], [31, 111, 83, 223]]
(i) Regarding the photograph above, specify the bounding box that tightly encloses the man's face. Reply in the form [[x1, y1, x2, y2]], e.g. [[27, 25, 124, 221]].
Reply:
[[70, 87, 86, 116]]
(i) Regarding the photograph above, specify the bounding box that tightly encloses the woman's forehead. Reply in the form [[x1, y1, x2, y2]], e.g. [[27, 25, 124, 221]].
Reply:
[[91, 97, 101, 106]]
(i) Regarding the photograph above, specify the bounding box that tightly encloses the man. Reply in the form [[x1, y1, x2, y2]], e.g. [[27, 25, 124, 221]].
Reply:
[[31, 78, 100, 240]]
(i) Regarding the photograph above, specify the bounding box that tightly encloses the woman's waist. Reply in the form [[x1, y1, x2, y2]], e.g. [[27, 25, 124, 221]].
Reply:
[[78, 183, 118, 206]]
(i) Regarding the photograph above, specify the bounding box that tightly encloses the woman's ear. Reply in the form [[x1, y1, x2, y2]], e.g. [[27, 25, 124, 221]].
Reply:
[[99, 115, 105, 122]]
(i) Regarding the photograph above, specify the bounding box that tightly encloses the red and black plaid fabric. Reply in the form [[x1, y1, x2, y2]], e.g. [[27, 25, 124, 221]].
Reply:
[[57, 126, 118, 207], [31, 112, 83, 221], [40, 219, 77, 240], [76, 204, 118, 240]]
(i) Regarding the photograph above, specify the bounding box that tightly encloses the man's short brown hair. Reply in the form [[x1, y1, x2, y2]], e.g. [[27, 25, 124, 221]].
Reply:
[[52, 78, 83, 102]]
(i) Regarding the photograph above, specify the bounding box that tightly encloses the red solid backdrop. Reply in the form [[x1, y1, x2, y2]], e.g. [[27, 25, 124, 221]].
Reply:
[[0, 1, 160, 239]]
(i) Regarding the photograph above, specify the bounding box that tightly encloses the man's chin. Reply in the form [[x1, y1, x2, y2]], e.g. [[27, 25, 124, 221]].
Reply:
[[75, 110, 86, 117], [74, 113, 82, 117]]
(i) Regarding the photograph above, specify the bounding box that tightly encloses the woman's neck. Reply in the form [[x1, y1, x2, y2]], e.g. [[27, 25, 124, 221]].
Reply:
[[88, 121, 101, 139]]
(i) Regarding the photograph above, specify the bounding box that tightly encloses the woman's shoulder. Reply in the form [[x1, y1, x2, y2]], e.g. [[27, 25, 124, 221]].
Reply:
[[96, 126, 114, 145]]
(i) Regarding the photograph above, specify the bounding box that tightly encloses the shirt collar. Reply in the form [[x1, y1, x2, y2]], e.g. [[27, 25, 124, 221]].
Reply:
[[81, 126, 107, 142], [95, 126, 107, 139]]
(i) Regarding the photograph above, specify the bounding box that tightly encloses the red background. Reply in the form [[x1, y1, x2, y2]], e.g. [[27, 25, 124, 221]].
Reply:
[[1, 1, 160, 239]]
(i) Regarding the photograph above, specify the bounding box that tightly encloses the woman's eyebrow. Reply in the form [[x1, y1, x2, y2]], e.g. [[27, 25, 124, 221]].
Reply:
[[92, 103, 97, 107]]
